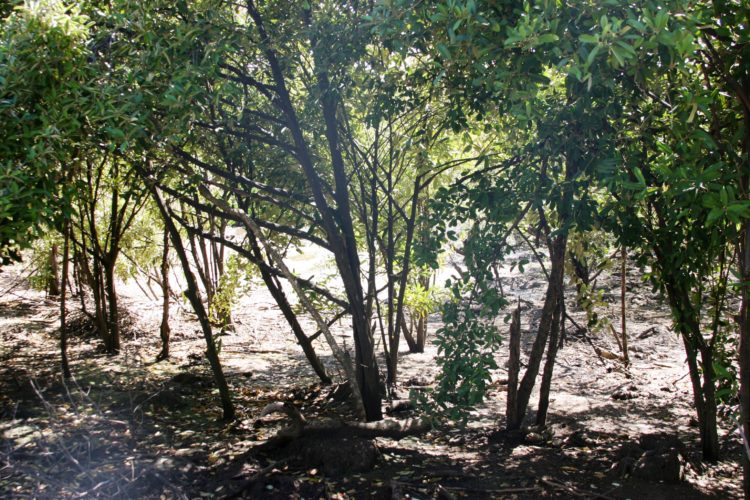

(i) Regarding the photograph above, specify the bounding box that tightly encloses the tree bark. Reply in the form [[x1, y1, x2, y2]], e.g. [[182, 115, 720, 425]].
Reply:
[[741, 217, 750, 495], [148, 182, 235, 421], [738, 77, 750, 498], [103, 258, 121, 354], [60, 221, 71, 379], [248, 232, 332, 384], [508, 234, 566, 430], [158, 226, 171, 360], [246, 0, 381, 420], [536, 296, 562, 426], [620, 246, 629, 365], [48, 244, 60, 296], [669, 281, 720, 462], [505, 304, 521, 430]]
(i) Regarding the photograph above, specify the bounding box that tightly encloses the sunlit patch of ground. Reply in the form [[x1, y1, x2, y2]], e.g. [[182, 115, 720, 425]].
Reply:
[[0, 245, 744, 498]]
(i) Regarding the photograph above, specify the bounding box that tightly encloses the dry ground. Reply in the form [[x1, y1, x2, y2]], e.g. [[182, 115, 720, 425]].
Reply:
[[0, 247, 744, 499]]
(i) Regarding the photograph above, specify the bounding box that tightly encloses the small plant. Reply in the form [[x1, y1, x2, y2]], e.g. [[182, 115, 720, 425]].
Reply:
[[208, 254, 251, 332]]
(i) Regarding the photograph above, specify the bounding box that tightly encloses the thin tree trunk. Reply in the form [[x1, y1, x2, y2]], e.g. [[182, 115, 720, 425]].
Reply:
[[92, 258, 109, 349], [536, 297, 562, 426], [667, 278, 720, 462], [741, 217, 750, 495], [149, 183, 235, 421], [415, 273, 430, 352], [73, 246, 90, 316], [60, 221, 71, 379], [505, 304, 521, 430], [249, 233, 332, 384], [245, 1, 382, 420], [508, 234, 566, 430], [401, 315, 418, 353], [104, 259, 121, 354], [415, 316, 426, 353], [48, 244, 60, 296], [738, 78, 750, 498], [620, 246, 629, 365], [198, 184, 366, 418], [699, 346, 720, 462], [158, 226, 171, 360]]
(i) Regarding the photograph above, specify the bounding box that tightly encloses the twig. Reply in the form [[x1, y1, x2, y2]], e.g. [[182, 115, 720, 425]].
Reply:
[[564, 312, 607, 366]]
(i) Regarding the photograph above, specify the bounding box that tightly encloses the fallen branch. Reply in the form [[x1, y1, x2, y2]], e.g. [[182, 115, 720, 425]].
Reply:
[[258, 402, 431, 441], [564, 312, 607, 366]]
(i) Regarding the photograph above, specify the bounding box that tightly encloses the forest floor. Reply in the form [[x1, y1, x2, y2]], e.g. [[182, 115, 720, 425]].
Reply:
[[0, 247, 746, 499]]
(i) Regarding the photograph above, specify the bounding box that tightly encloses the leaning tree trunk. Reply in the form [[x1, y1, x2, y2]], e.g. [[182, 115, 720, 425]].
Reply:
[[199, 185, 366, 418], [248, 233, 331, 384], [245, 1, 382, 420], [148, 182, 235, 421]]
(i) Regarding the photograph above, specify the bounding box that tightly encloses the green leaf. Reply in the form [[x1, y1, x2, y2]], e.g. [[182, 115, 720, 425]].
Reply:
[[706, 207, 724, 225], [633, 166, 645, 185], [437, 43, 451, 60], [536, 33, 559, 45], [579, 34, 599, 44]]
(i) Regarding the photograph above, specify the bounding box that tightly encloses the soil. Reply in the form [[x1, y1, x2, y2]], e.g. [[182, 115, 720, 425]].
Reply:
[[0, 247, 744, 499]]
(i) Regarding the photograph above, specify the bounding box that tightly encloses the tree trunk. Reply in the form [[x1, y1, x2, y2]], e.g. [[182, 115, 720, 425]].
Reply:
[[197, 184, 366, 418], [738, 78, 750, 498], [666, 278, 720, 462], [244, 1, 381, 420], [620, 246, 629, 365], [249, 234, 331, 384], [149, 184, 235, 421], [91, 258, 110, 350], [741, 217, 750, 496], [536, 296, 562, 426], [508, 234, 566, 430], [103, 258, 121, 354], [158, 226, 171, 361], [48, 244, 60, 296], [60, 222, 71, 379], [401, 315, 418, 353], [415, 315, 426, 353], [699, 346, 720, 462], [505, 304, 522, 430]]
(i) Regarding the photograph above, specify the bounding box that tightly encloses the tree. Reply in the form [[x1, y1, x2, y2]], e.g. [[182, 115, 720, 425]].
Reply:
[[0, 2, 92, 263]]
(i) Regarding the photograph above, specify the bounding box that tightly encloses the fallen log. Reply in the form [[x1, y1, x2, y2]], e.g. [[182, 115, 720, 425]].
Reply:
[[252, 402, 430, 476], [258, 401, 431, 440]]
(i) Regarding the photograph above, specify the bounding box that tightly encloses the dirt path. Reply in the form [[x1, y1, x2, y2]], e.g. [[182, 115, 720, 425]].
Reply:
[[0, 250, 744, 498]]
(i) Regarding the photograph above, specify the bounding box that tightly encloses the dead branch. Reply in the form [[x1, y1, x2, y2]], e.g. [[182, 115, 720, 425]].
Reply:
[[258, 401, 431, 441]]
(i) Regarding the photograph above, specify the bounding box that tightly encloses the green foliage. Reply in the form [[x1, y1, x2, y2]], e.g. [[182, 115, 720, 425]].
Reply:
[[27, 231, 62, 292], [433, 299, 503, 423], [0, 2, 93, 262], [403, 268, 447, 321], [208, 254, 251, 329]]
